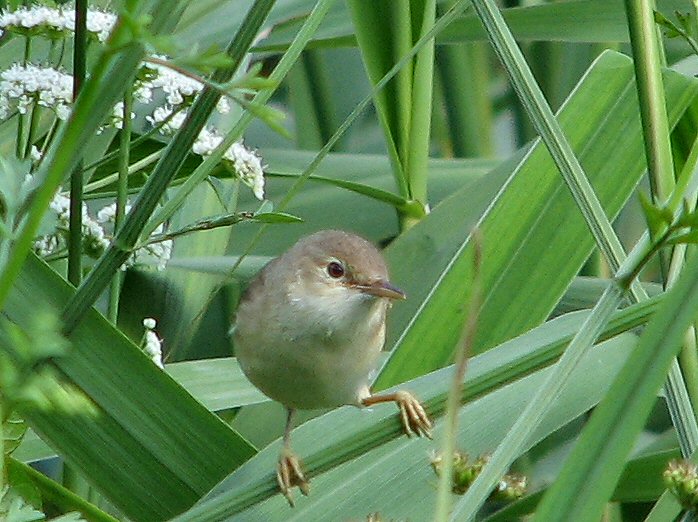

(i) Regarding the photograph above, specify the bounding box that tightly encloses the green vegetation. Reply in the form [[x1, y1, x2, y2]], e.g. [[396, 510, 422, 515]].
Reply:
[[3, 0, 698, 520]]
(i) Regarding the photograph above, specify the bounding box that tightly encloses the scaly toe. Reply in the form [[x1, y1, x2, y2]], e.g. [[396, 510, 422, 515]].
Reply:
[[277, 450, 310, 507], [395, 390, 433, 439]]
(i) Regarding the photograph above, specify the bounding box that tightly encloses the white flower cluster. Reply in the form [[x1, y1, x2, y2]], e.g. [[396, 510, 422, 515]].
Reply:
[[0, 6, 266, 205], [33, 192, 109, 258], [138, 58, 268, 198], [0, 5, 116, 42], [149, 110, 265, 200], [146, 106, 186, 135], [146, 57, 230, 114], [0, 64, 73, 120], [142, 317, 164, 369], [34, 193, 172, 272], [225, 141, 266, 201], [0, 62, 153, 127], [0, 59, 249, 179], [97, 203, 173, 271]]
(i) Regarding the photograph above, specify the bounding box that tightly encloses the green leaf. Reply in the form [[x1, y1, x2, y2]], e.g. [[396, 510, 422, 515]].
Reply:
[[7, 458, 118, 522], [248, 0, 691, 51], [266, 172, 424, 217], [654, 10, 683, 38], [376, 51, 698, 387], [250, 212, 303, 224], [165, 358, 269, 411], [613, 448, 679, 502], [172, 328, 637, 521], [676, 10, 693, 35], [674, 201, 698, 228], [228, 150, 494, 257], [533, 239, 698, 521], [639, 191, 674, 239], [165, 255, 272, 279], [13, 429, 54, 464], [667, 230, 698, 245], [483, 447, 679, 520], [6, 254, 255, 520], [3, 412, 26, 457]]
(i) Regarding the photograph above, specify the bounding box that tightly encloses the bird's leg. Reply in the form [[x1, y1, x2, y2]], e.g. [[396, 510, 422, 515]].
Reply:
[[277, 408, 310, 506], [362, 390, 432, 439]]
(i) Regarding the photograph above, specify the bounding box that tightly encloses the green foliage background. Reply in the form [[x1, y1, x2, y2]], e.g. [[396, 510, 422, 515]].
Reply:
[[5, 0, 698, 520]]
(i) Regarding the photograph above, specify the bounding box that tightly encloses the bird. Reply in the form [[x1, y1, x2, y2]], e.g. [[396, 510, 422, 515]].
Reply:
[[233, 229, 432, 506]]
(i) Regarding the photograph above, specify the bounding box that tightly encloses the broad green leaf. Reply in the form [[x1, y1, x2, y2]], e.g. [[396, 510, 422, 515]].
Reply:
[[14, 429, 54, 463], [6, 254, 255, 520], [165, 358, 269, 411], [230, 150, 495, 256], [16, 356, 270, 463], [248, 0, 689, 51], [173, 329, 636, 521], [438, 0, 687, 44], [7, 458, 118, 522], [533, 244, 698, 520], [166, 255, 272, 279], [169, 293, 664, 519], [375, 50, 698, 388], [613, 448, 679, 502], [177, 0, 352, 52]]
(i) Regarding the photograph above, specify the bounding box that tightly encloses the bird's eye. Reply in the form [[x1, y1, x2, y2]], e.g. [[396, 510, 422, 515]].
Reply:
[[327, 261, 345, 279]]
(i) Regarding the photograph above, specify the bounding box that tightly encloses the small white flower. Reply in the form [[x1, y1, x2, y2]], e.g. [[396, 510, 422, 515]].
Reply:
[[0, 64, 73, 120], [82, 216, 109, 257], [29, 145, 42, 162], [144, 57, 230, 114], [146, 59, 196, 106], [33, 190, 109, 258], [33, 234, 61, 257], [134, 82, 153, 104], [142, 318, 164, 369], [189, 125, 265, 201], [97, 201, 172, 271], [84, 9, 117, 42], [146, 106, 187, 135], [192, 127, 223, 156], [0, 6, 116, 42], [132, 239, 172, 271], [0, 6, 66, 35], [110, 101, 137, 130], [144, 93, 264, 200], [96, 201, 129, 224], [223, 141, 265, 200]]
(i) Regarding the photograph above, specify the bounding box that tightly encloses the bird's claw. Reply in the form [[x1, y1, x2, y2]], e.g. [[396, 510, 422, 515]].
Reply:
[[394, 390, 432, 439], [277, 448, 309, 507]]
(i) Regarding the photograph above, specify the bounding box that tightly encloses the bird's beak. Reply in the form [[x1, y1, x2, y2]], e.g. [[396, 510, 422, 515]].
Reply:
[[356, 280, 406, 300]]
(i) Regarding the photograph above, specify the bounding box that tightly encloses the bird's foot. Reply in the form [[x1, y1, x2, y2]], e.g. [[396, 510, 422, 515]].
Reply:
[[362, 390, 432, 439], [277, 448, 310, 507], [394, 390, 432, 439]]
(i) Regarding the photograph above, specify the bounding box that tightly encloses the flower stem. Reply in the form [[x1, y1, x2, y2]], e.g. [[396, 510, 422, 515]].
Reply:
[[67, 0, 88, 287], [108, 87, 133, 323]]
